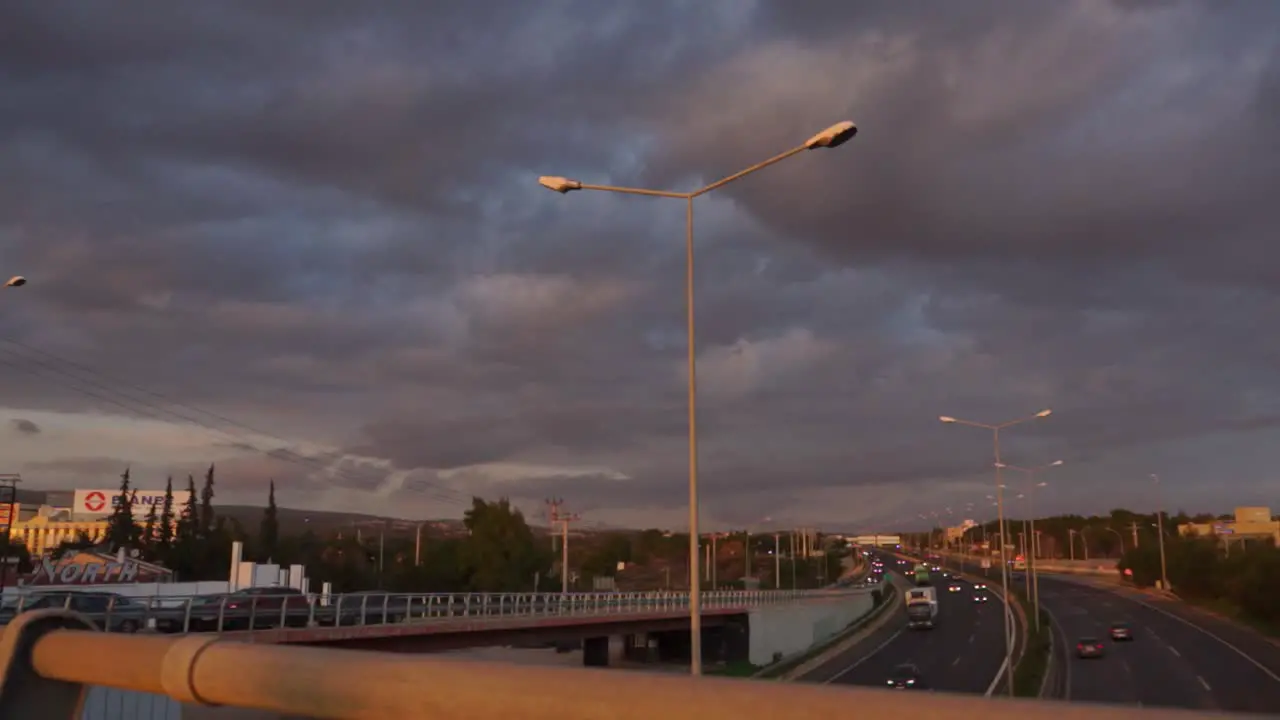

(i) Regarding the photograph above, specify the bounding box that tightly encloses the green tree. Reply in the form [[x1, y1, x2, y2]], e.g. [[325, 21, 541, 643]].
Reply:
[[141, 498, 158, 557], [459, 497, 550, 592], [199, 463, 216, 537], [260, 480, 279, 562], [104, 467, 137, 550], [157, 476, 175, 556], [177, 475, 199, 543], [1, 534, 34, 573]]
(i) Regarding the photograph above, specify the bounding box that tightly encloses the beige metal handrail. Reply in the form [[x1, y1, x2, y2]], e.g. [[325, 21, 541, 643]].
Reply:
[[0, 610, 1245, 719]]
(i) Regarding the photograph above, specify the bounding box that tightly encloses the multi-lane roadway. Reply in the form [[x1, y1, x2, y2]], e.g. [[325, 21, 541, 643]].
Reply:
[[802, 554, 1010, 694], [1038, 574, 1280, 714]]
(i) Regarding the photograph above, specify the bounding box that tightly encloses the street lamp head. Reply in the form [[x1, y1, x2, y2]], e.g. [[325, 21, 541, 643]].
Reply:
[[993, 462, 1008, 468], [1049, 460, 1065, 467], [1036, 481, 1048, 488], [537, 176, 583, 194], [4, 276, 26, 288], [804, 120, 857, 150], [1035, 409, 1053, 418], [939, 416, 957, 424]]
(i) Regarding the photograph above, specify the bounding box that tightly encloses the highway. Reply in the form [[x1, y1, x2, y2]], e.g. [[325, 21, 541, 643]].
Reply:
[[804, 555, 1010, 694], [1037, 574, 1280, 713]]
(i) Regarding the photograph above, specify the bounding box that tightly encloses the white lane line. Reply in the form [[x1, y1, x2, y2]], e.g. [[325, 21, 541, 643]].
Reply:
[[1055, 577, 1280, 685], [1168, 645, 1181, 658], [968, 633, 975, 644], [1198, 676, 1212, 691], [952, 656, 962, 667], [824, 628, 903, 683], [1128, 596, 1280, 684]]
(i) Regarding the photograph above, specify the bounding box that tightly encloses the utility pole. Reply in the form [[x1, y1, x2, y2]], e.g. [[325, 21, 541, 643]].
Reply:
[[548, 501, 579, 593], [376, 527, 386, 589], [783, 530, 793, 586], [744, 529, 751, 579], [545, 498, 563, 553], [1151, 474, 1170, 591], [0, 474, 20, 594], [773, 533, 781, 589], [1129, 521, 1141, 550], [414, 522, 424, 567], [710, 533, 718, 589]]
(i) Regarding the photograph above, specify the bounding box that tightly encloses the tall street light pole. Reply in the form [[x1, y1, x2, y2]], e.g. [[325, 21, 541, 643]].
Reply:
[[539, 121, 857, 676], [995, 460, 1063, 633], [1151, 474, 1170, 591], [939, 408, 1052, 697]]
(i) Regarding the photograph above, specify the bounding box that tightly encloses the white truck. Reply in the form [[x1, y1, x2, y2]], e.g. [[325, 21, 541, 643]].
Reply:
[[905, 586, 938, 630]]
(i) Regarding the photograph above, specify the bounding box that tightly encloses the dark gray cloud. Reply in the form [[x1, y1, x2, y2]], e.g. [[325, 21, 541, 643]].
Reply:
[[10, 418, 40, 435], [2, 1, 1279, 528]]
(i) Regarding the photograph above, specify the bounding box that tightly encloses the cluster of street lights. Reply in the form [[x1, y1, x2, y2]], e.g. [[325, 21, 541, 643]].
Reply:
[[937, 409, 1052, 697], [539, 120, 858, 676]]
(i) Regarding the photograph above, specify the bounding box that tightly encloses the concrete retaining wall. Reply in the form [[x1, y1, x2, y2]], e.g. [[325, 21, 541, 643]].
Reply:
[[746, 591, 875, 666]]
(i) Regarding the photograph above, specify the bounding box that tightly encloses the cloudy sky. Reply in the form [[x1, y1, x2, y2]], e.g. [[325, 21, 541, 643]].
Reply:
[[1, 0, 1278, 532]]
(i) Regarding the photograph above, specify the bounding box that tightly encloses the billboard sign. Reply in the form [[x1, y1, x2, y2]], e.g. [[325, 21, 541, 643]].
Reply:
[[0, 502, 17, 527], [20, 551, 172, 586], [73, 489, 192, 516]]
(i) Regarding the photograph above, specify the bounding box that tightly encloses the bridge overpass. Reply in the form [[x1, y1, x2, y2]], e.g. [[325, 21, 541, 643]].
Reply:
[[0, 607, 1246, 719]]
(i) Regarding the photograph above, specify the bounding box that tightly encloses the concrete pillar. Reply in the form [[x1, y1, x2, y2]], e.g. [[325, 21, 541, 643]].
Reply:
[[583, 636, 610, 667]]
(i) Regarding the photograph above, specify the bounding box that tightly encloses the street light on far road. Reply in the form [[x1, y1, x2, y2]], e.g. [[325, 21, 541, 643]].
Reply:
[[938, 408, 1052, 697], [540, 120, 858, 677], [5, 276, 26, 288], [995, 459, 1063, 632]]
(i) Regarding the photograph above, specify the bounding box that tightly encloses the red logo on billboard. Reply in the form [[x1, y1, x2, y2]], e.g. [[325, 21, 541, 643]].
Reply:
[[83, 491, 106, 512]]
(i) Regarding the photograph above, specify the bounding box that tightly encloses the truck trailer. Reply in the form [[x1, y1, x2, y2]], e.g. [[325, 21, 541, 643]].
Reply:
[[905, 586, 938, 629]]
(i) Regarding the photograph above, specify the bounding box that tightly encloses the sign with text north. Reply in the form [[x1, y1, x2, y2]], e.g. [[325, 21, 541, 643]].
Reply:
[[72, 489, 193, 516]]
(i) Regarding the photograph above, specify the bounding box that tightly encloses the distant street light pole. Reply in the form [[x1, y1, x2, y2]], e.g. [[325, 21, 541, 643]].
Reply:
[[939, 408, 1052, 696], [1151, 474, 1170, 591], [995, 460, 1063, 632], [540, 120, 858, 676]]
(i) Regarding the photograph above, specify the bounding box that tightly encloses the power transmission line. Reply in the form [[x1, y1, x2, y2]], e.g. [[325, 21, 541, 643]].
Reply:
[[0, 340, 470, 508]]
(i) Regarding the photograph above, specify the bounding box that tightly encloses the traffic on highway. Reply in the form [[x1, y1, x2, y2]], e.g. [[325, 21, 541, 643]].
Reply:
[[799, 550, 1012, 695]]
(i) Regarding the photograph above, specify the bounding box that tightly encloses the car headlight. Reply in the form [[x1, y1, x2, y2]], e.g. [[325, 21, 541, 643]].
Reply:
[[906, 679, 915, 685], [886, 680, 895, 686]]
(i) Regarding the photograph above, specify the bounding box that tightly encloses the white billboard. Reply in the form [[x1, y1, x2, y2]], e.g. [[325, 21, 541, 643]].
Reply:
[[72, 488, 194, 516]]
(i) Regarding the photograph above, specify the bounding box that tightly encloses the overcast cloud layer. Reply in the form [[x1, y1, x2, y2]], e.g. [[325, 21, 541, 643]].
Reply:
[[2, 0, 1279, 531]]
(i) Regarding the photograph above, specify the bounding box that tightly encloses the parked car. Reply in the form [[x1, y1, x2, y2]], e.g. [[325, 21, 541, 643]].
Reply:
[[183, 587, 312, 631], [0, 591, 150, 633]]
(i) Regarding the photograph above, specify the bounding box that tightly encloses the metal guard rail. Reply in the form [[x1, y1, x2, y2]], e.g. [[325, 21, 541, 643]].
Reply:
[[0, 587, 872, 635], [0, 610, 1241, 719]]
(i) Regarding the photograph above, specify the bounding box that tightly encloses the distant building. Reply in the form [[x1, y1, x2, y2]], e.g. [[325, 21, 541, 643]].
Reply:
[[945, 519, 978, 544], [1178, 506, 1278, 549]]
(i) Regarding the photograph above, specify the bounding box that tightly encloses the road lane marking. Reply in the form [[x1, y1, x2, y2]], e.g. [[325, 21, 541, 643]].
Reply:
[[1050, 576, 1280, 685], [1197, 676, 1212, 691], [823, 628, 904, 683], [952, 656, 962, 666], [968, 633, 975, 644], [1168, 645, 1181, 657]]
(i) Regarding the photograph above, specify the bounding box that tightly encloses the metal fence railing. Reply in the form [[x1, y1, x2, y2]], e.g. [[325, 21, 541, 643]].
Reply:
[[0, 586, 872, 636], [0, 610, 1242, 720]]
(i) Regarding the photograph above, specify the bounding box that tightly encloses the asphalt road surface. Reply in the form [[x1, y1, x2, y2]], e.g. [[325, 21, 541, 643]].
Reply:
[[1037, 575, 1280, 714], [808, 563, 1009, 694]]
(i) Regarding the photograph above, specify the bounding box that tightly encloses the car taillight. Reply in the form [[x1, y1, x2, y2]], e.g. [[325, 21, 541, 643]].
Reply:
[[1077, 643, 1084, 651], [226, 603, 240, 610]]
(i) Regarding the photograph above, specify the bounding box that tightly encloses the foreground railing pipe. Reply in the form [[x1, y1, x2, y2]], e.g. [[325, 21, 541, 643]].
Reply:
[[2, 611, 1244, 720]]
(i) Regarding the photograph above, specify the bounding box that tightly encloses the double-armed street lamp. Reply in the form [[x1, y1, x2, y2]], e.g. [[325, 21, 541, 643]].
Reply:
[[539, 121, 858, 676], [938, 408, 1052, 696], [995, 460, 1063, 632]]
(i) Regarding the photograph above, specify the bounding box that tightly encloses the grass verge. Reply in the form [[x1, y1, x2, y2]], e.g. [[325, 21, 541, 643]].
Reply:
[[1009, 587, 1052, 697]]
